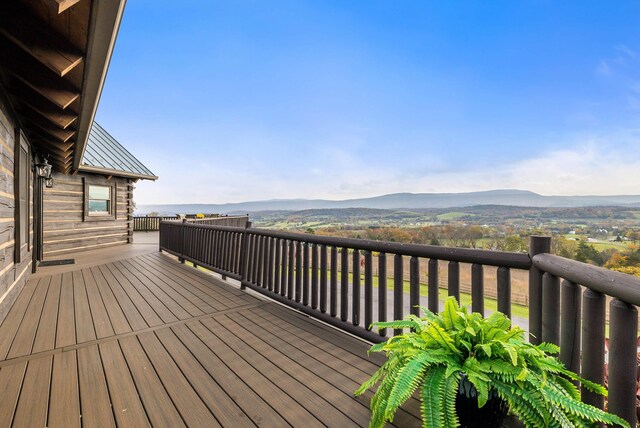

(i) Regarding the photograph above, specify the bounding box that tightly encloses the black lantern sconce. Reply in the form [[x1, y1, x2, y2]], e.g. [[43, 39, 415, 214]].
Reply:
[[35, 154, 54, 188]]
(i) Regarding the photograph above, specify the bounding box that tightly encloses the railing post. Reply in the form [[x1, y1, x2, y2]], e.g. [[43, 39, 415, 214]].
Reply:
[[528, 235, 551, 344], [608, 298, 638, 426]]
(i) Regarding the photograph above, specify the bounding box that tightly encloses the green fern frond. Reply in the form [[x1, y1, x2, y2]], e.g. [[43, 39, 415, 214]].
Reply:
[[385, 353, 434, 420], [423, 323, 461, 355], [544, 383, 630, 427], [537, 342, 560, 354], [420, 366, 446, 428], [554, 376, 580, 401], [442, 372, 460, 428]]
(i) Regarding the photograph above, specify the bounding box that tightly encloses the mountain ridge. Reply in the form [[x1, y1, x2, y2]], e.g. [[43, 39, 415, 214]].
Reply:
[[136, 189, 640, 215]]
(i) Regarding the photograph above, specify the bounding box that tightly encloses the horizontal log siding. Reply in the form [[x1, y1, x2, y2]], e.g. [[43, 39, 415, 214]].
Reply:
[[42, 173, 133, 256], [0, 95, 32, 323]]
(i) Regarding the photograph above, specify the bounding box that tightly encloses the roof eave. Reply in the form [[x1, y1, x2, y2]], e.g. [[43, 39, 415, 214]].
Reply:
[[72, 0, 127, 170], [78, 164, 158, 181]]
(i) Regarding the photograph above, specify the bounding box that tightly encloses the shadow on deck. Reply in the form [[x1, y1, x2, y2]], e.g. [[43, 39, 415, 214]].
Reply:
[[0, 239, 421, 427]]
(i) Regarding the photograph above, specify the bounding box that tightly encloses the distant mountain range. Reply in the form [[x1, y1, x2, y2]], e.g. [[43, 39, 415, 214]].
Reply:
[[136, 189, 640, 216]]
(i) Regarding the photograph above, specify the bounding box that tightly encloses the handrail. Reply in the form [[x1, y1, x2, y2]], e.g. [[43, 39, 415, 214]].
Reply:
[[244, 227, 531, 269], [533, 253, 640, 306]]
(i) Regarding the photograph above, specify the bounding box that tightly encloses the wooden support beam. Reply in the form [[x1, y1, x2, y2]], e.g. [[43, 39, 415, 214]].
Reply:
[[21, 109, 76, 142], [49, 0, 83, 14], [29, 131, 74, 152], [2, 46, 80, 109], [10, 82, 77, 129], [0, 4, 84, 76]]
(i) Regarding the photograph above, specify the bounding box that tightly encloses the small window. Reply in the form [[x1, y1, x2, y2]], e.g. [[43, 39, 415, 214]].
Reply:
[[83, 180, 116, 221], [88, 185, 111, 215]]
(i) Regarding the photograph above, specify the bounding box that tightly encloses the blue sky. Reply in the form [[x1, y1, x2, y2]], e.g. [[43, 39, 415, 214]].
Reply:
[[96, 1, 640, 204]]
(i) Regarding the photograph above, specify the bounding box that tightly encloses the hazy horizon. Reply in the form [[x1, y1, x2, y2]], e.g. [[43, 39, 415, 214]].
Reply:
[[95, 2, 640, 205], [137, 188, 640, 207]]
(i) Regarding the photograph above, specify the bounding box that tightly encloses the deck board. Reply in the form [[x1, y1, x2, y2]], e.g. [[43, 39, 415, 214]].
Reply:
[[99, 340, 151, 427], [126, 256, 216, 313], [48, 351, 81, 428], [0, 249, 422, 427], [0, 361, 26, 426], [77, 345, 116, 428], [32, 274, 61, 353], [56, 272, 76, 348], [83, 267, 116, 339], [13, 356, 52, 428], [73, 269, 97, 343], [7, 277, 49, 359]]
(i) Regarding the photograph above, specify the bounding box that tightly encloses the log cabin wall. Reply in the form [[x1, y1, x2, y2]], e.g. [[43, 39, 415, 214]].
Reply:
[[0, 96, 34, 322], [42, 171, 133, 256]]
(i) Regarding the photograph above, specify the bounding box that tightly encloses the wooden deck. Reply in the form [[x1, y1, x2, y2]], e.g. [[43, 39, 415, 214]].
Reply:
[[0, 248, 421, 427]]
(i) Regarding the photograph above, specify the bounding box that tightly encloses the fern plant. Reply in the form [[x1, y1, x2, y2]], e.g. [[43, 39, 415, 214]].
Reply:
[[356, 296, 630, 428]]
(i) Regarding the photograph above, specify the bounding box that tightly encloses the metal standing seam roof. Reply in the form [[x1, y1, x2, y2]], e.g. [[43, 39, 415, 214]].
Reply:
[[80, 122, 158, 180]]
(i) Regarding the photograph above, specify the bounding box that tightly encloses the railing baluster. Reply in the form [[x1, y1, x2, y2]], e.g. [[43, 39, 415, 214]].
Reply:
[[340, 247, 349, 322], [608, 298, 638, 426], [428, 259, 438, 313], [287, 240, 295, 300], [330, 246, 338, 317], [303, 242, 310, 305], [352, 249, 361, 326], [320, 244, 327, 313], [364, 250, 373, 330], [471, 263, 484, 316], [246, 234, 254, 282], [267, 237, 275, 291], [448, 261, 459, 302], [280, 239, 288, 297], [529, 236, 551, 344], [394, 254, 403, 336], [542, 273, 560, 346], [378, 252, 387, 336], [222, 230, 230, 271], [496, 266, 511, 319], [311, 244, 318, 309], [257, 235, 265, 286], [295, 241, 302, 302], [273, 238, 281, 294], [581, 289, 606, 409], [252, 234, 260, 284], [560, 280, 581, 376], [409, 256, 420, 317], [261, 236, 271, 288]]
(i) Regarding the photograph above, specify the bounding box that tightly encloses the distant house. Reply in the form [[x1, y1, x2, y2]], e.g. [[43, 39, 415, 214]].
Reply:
[[42, 122, 156, 256]]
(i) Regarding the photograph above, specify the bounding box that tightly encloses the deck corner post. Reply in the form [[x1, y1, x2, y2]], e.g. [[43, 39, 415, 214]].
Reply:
[[528, 235, 551, 344]]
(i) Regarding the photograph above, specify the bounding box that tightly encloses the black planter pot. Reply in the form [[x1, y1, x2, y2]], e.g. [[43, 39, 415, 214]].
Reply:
[[455, 375, 509, 428]]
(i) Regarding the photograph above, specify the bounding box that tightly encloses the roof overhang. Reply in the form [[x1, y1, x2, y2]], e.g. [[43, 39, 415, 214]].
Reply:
[[78, 164, 158, 181], [73, 0, 127, 170], [0, 0, 127, 174]]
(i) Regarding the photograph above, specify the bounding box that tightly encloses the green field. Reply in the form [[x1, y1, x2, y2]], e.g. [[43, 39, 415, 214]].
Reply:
[[436, 212, 473, 220]]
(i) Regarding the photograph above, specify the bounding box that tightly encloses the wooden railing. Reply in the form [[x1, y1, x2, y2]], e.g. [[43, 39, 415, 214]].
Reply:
[[159, 222, 640, 426], [133, 216, 179, 231], [133, 215, 250, 231]]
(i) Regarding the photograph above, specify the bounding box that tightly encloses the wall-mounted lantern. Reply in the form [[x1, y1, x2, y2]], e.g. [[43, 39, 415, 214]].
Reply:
[[35, 155, 53, 187]]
